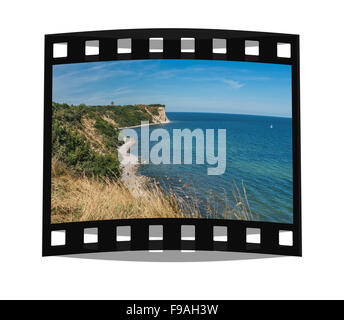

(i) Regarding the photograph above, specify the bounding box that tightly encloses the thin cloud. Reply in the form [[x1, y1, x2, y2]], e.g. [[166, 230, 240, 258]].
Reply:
[[223, 79, 245, 89], [180, 76, 245, 89], [149, 66, 208, 80], [113, 87, 134, 97]]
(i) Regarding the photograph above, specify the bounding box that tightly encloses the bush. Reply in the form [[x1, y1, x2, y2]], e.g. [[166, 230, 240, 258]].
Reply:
[[52, 118, 120, 179], [51, 101, 162, 179]]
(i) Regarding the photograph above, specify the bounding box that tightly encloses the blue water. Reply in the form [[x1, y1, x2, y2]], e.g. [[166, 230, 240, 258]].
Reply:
[[131, 112, 293, 223]]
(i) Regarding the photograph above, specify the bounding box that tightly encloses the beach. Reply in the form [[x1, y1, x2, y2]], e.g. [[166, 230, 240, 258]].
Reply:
[[118, 136, 147, 196], [118, 120, 171, 194]]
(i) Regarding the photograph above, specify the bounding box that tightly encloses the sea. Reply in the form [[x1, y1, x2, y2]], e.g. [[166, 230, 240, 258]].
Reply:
[[128, 112, 293, 223]]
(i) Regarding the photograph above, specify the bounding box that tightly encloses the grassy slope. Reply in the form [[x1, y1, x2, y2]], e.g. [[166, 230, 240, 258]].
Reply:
[[51, 157, 189, 223], [52, 102, 164, 178], [51, 156, 255, 223]]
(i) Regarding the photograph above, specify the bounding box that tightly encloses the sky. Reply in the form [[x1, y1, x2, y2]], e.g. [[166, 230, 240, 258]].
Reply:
[[53, 59, 292, 117]]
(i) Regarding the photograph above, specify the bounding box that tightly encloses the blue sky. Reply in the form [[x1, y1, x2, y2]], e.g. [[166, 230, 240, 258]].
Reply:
[[53, 59, 292, 117]]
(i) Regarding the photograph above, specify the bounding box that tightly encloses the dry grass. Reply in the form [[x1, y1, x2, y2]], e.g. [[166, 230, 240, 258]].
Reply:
[[51, 158, 190, 223], [204, 181, 257, 221], [165, 179, 258, 221], [51, 158, 258, 223]]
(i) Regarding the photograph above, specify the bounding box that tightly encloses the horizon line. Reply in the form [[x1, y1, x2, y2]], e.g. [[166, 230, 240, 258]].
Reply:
[[52, 101, 291, 119], [166, 111, 292, 119]]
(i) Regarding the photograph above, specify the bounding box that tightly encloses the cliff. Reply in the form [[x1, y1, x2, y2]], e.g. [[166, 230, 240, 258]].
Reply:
[[51, 102, 169, 179], [137, 104, 170, 125], [52, 102, 185, 224]]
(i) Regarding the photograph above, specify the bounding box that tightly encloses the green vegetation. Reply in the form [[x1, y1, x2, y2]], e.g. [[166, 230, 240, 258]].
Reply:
[[76, 103, 165, 127], [51, 102, 256, 223], [52, 102, 165, 178]]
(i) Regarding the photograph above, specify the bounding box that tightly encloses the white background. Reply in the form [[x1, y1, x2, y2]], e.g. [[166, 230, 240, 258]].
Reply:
[[1, 0, 343, 300]]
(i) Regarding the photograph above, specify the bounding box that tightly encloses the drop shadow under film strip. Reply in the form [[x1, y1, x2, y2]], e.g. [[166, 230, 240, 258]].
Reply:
[[43, 29, 301, 257]]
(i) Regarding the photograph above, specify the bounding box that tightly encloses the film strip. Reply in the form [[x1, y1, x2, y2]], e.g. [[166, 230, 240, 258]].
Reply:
[[43, 29, 301, 257]]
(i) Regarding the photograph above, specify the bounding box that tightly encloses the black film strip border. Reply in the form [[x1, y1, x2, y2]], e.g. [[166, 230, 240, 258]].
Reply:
[[43, 29, 301, 257]]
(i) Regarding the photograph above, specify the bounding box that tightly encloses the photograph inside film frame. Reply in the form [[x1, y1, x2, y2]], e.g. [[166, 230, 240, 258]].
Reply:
[[52, 59, 293, 224]]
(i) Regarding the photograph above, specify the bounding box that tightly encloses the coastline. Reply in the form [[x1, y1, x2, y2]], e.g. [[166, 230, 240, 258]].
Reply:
[[117, 120, 171, 194], [118, 135, 160, 199], [119, 120, 170, 130], [118, 137, 144, 193]]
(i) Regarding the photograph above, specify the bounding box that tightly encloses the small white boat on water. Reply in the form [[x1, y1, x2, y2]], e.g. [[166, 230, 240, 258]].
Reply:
[[270, 124, 273, 129]]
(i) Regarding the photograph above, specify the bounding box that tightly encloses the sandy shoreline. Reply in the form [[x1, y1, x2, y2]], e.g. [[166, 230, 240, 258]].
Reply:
[[118, 137, 138, 167], [118, 120, 170, 192], [118, 137, 149, 197]]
